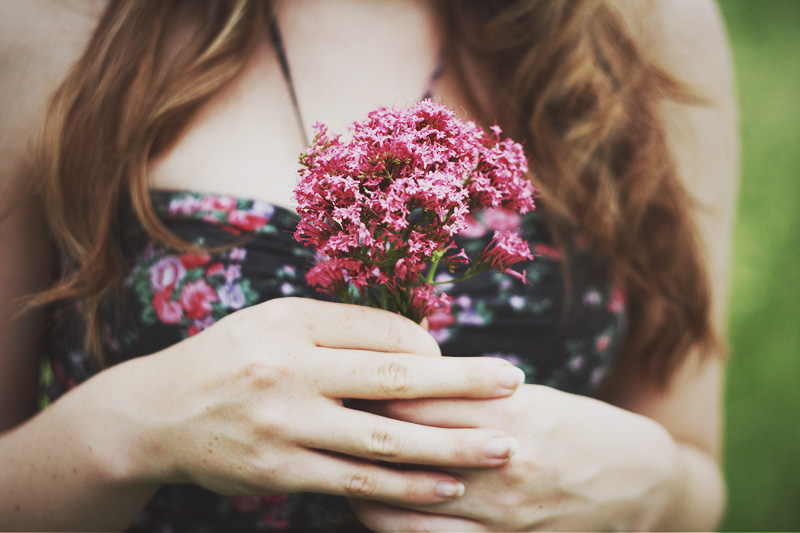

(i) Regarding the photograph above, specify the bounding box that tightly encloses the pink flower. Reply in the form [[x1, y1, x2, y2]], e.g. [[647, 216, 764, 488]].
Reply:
[[153, 289, 183, 324], [293, 100, 536, 322], [427, 308, 455, 330], [482, 208, 521, 232], [533, 243, 563, 260], [409, 284, 452, 321], [149, 256, 186, 291], [179, 279, 218, 319], [479, 231, 534, 281], [459, 214, 488, 238], [306, 258, 349, 294]]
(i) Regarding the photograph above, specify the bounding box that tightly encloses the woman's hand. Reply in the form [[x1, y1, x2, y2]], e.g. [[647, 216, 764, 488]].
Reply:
[[117, 297, 524, 506], [350, 384, 684, 532]]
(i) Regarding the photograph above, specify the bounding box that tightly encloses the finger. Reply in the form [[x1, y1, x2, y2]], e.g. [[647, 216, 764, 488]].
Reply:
[[301, 404, 519, 466], [291, 449, 468, 506], [350, 499, 490, 533], [313, 350, 526, 399], [362, 397, 502, 428], [287, 298, 441, 356]]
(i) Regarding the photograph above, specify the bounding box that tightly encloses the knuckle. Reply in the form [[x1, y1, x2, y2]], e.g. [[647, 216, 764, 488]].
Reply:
[[238, 358, 291, 390], [254, 297, 308, 333], [260, 298, 296, 327], [344, 471, 378, 497], [251, 403, 289, 438], [449, 437, 471, 463], [375, 360, 410, 396], [366, 427, 401, 458], [382, 315, 405, 352]]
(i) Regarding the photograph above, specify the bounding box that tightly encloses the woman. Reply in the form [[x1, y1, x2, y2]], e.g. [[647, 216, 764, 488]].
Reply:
[[0, 0, 737, 531]]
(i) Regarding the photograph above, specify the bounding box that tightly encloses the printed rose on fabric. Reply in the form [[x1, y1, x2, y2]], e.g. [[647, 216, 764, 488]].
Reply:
[[125, 194, 264, 338], [218, 283, 246, 310], [179, 252, 212, 270], [179, 279, 218, 319], [229, 247, 247, 261], [153, 289, 183, 324], [231, 495, 261, 513], [607, 287, 626, 313], [187, 315, 215, 337], [595, 333, 611, 352], [168, 194, 201, 215], [199, 195, 238, 212], [228, 210, 269, 232], [149, 256, 186, 291]]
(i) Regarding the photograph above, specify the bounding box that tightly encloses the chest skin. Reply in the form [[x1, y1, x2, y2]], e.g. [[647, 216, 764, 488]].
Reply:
[[148, 0, 466, 210]]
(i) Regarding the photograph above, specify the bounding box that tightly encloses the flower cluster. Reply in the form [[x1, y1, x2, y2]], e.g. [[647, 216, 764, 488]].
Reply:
[[293, 100, 535, 322]]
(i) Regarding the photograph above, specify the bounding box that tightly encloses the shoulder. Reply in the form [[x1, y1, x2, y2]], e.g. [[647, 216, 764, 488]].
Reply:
[[616, 0, 735, 104], [0, 0, 105, 186]]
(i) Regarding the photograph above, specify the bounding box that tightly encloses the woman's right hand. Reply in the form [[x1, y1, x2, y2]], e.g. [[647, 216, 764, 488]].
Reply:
[[120, 297, 524, 506]]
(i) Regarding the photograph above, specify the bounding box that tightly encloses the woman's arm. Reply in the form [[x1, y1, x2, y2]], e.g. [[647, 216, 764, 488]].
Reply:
[[598, 0, 739, 527]]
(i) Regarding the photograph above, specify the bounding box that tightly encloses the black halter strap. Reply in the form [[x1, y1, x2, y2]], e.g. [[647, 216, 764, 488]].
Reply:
[[269, 11, 310, 147], [269, 13, 446, 147]]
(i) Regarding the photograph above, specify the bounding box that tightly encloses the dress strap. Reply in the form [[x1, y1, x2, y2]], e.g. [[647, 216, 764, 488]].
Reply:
[[269, 11, 310, 147], [421, 51, 446, 100], [269, 12, 446, 147]]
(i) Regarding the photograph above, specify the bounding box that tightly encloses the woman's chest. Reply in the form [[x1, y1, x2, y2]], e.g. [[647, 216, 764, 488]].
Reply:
[[148, 0, 451, 209]]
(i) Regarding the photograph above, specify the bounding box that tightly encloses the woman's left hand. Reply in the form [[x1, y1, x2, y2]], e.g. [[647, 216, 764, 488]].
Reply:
[[350, 384, 682, 532]]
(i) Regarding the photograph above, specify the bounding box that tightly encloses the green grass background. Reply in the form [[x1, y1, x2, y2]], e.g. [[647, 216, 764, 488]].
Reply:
[[718, 0, 800, 530]]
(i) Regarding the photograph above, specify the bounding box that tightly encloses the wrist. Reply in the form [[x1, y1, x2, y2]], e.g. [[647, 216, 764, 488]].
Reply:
[[652, 441, 725, 531], [64, 353, 171, 490]]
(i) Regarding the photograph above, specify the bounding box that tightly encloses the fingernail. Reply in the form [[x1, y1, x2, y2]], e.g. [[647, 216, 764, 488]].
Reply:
[[484, 436, 520, 459], [498, 366, 525, 390], [435, 480, 465, 498]]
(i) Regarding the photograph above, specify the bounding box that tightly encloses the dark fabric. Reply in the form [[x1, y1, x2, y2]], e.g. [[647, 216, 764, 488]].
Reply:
[[44, 190, 627, 532]]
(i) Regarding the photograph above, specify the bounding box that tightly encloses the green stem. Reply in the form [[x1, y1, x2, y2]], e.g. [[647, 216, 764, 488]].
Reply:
[[428, 263, 490, 286], [425, 249, 445, 284]]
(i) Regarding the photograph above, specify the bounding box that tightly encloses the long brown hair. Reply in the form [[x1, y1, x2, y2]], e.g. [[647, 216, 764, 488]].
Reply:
[[31, 0, 717, 385]]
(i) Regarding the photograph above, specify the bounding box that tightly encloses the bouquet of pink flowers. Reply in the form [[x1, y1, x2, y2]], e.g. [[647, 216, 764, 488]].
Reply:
[[293, 100, 536, 323]]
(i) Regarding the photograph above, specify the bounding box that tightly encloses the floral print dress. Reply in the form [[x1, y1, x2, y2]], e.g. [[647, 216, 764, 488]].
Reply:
[[44, 190, 627, 532]]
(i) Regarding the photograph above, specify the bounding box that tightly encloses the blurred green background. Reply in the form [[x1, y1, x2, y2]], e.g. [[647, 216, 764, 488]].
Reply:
[[718, 0, 800, 530]]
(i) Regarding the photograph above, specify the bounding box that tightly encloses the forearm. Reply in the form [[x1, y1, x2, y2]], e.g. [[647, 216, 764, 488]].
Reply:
[[0, 357, 160, 531]]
